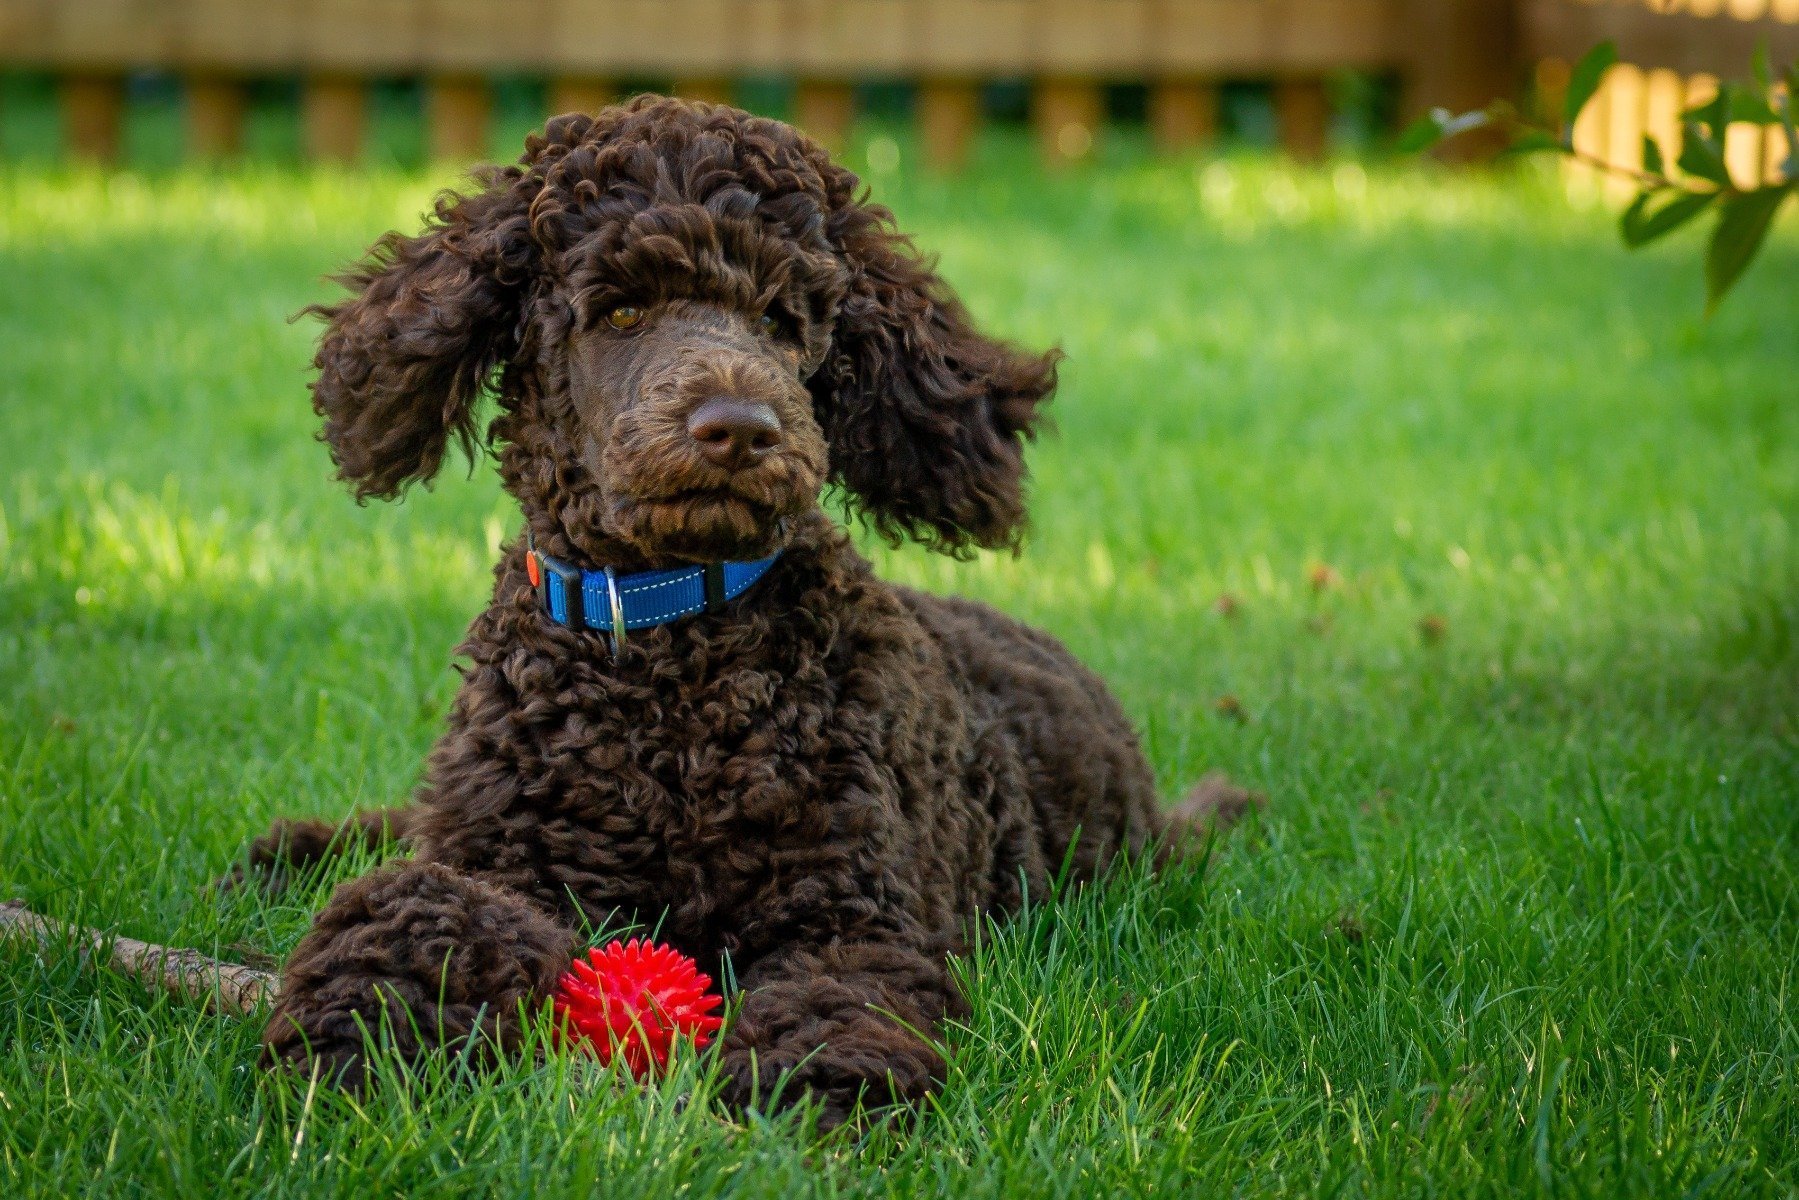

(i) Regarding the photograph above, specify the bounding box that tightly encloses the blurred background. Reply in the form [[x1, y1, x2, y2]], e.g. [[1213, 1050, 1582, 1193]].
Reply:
[[0, 0, 1794, 181]]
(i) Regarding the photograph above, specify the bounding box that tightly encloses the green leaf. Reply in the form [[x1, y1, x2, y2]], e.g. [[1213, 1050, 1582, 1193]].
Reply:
[[1642, 134, 1664, 177], [1684, 90, 1729, 137], [1678, 124, 1732, 187], [1397, 112, 1447, 154], [1751, 40, 1772, 94], [1780, 81, 1798, 179], [1725, 85, 1780, 126], [1620, 190, 1714, 248], [1619, 193, 1651, 245], [1705, 185, 1791, 314], [1564, 41, 1619, 131]]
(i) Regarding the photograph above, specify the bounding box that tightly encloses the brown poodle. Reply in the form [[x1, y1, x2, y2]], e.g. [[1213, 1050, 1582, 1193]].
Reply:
[[238, 96, 1255, 1128]]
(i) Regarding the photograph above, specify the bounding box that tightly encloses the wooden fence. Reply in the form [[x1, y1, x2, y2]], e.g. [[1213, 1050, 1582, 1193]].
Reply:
[[1, 0, 1794, 170], [1528, 1, 1799, 192]]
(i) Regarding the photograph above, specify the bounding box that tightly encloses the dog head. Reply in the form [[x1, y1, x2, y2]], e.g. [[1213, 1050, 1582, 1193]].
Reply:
[[308, 96, 1058, 565]]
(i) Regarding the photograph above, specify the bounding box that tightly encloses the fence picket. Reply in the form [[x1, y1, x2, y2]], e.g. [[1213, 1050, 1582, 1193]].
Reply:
[[2, 1, 1792, 170]]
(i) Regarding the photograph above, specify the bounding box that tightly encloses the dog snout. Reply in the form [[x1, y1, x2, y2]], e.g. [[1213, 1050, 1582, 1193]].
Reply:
[[686, 397, 783, 471]]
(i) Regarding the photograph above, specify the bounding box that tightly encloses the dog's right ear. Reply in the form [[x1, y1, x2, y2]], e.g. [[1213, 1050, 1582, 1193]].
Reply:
[[307, 171, 537, 501]]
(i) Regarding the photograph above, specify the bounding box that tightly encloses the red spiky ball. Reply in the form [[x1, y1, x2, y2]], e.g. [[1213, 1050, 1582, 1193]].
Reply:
[[553, 939, 724, 1079]]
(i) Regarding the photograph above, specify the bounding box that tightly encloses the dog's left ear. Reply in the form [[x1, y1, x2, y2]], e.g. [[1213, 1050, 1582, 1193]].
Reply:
[[814, 178, 1059, 555], [306, 168, 537, 503]]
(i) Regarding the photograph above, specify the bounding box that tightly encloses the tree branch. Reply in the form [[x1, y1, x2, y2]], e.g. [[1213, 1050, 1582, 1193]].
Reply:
[[1560, 144, 1720, 195], [0, 899, 274, 1014]]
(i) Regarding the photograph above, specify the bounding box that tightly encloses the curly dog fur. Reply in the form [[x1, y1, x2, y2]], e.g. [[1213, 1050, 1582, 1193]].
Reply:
[[240, 96, 1255, 1127]]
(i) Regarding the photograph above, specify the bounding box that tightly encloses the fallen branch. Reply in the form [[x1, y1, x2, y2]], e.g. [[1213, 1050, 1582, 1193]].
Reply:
[[0, 899, 274, 1014]]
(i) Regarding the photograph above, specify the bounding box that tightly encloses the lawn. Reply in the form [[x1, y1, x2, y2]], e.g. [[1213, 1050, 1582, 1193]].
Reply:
[[1, 131, 1796, 1197]]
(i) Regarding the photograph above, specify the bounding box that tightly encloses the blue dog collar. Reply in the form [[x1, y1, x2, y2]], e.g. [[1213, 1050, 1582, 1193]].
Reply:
[[528, 543, 779, 648]]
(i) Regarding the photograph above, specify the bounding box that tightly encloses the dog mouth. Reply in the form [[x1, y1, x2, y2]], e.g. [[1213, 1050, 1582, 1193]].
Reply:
[[606, 488, 802, 563], [587, 416, 828, 564]]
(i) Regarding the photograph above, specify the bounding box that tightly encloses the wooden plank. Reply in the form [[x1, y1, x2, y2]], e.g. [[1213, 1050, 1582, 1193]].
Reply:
[[791, 0, 915, 74], [795, 79, 856, 152], [1149, 80, 1219, 153], [428, 75, 490, 161], [61, 73, 124, 161], [918, 78, 981, 171], [1274, 76, 1330, 160], [1036, 0, 1153, 76], [0, 0, 1667, 88], [1035, 77, 1103, 166], [1603, 62, 1644, 200], [176, 0, 304, 70], [303, 75, 366, 163], [736, 0, 795, 74], [1151, 0, 1273, 74], [1270, 0, 1402, 70], [186, 75, 247, 157], [1643, 67, 1684, 178], [1522, 0, 1799, 77], [1725, 121, 1767, 188], [424, 0, 547, 71], [0, 1, 56, 67], [29, 0, 1799, 123], [301, 0, 423, 73], [916, 0, 1033, 74], [546, 0, 629, 72], [1153, 0, 1403, 74], [647, 1, 739, 74], [546, 0, 737, 75], [49, 0, 173, 69]]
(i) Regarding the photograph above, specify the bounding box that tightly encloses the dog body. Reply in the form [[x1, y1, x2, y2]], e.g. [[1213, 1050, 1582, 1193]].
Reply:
[[253, 97, 1222, 1126]]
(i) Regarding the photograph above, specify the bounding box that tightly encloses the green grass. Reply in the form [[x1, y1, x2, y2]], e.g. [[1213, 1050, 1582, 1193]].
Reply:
[[1, 136, 1796, 1197]]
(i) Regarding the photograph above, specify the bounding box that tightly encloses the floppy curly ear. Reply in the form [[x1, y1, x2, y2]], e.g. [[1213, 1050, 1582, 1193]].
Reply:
[[307, 171, 536, 501], [815, 183, 1059, 555]]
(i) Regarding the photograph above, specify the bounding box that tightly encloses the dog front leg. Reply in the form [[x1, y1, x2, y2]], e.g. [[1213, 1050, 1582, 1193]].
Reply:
[[218, 805, 415, 893], [262, 860, 577, 1087], [720, 935, 964, 1129]]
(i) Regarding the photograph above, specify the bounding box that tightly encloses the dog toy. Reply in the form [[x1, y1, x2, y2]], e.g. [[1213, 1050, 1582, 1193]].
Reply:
[[554, 938, 724, 1079]]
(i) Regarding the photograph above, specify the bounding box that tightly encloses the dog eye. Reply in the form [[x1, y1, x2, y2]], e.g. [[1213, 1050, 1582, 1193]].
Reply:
[[607, 305, 644, 330], [757, 313, 781, 337]]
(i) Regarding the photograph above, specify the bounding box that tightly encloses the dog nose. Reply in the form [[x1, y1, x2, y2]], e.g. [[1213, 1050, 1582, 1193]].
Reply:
[[686, 398, 782, 470]]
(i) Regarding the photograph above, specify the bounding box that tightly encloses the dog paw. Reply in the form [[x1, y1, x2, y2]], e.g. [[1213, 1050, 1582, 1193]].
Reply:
[[261, 1033, 370, 1092], [211, 818, 344, 895], [717, 1013, 943, 1131]]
